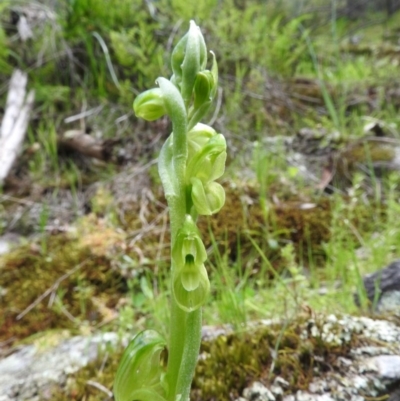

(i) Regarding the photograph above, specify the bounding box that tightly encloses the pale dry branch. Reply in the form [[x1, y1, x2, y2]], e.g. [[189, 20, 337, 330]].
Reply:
[[58, 130, 114, 161], [0, 69, 35, 183]]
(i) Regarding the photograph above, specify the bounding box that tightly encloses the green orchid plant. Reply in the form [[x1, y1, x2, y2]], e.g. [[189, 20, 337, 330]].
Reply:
[[114, 21, 226, 401]]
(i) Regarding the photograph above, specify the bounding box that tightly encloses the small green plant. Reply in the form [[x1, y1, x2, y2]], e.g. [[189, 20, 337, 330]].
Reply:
[[114, 21, 225, 401]]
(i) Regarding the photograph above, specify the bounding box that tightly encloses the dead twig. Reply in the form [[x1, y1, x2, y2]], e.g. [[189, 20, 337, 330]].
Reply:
[[86, 380, 114, 399], [58, 130, 119, 161], [0, 69, 35, 183]]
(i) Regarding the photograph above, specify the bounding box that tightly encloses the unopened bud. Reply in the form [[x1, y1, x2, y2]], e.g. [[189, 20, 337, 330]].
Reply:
[[133, 88, 166, 121], [179, 21, 207, 104], [193, 70, 214, 109], [191, 178, 225, 215]]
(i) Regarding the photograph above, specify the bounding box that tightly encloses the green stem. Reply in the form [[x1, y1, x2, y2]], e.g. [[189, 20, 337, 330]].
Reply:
[[161, 96, 192, 399], [157, 37, 205, 401], [166, 295, 187, 401], [175, 308, 202, 401], [165, 188, 188, 400], [130, 389, 169, 401]]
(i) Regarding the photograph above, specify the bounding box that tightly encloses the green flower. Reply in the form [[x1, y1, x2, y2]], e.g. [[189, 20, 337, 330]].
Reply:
[[172, 215, 207, 267], [133, 88, 166, 121], [185, 132, 226, 216], [187, 123, 217, 160], [186, 133, 227, 184], [191, 178, 225, 215], [171, 215, 209, 311], [173, 259, 210, 312]]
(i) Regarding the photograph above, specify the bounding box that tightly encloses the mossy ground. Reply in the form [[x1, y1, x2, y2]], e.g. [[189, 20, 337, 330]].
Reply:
[[48, 313, 366, 401], [0, 178, 386, 345], [0, 216, 128, 343]]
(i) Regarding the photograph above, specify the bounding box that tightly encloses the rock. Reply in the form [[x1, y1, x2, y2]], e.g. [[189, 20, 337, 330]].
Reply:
[[388, 388, 400, 401], [357, 259, 400, 314], [240, 315, 400, 401], [0, 332, 119, 401], [243, 381, 276, 401], [368, 355, 400, 380], [273, 377, 289, 389], [0, 233, 23, 256], [2, 315, 400, 401]]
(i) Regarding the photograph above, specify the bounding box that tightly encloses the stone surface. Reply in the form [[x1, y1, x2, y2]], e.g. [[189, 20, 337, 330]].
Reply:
[[243, 381, 276, 401], [359, 259, 400, 315], [0, 332, 119, 401], [0, 233, 23, 256], [2, 315, 400, 401], [239, 315, 400, 401]]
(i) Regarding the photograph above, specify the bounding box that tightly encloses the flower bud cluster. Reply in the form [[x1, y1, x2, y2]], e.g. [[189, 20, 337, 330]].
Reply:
[[173, 121, 226, 311], [186, 123, 226, 216], [134, 21, 218, 130]]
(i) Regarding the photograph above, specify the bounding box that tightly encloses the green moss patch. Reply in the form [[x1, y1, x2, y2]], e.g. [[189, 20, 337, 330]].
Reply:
[[0, 220, 127, 344], [0, 180, 380, 346], [50, 314, 362, 401]]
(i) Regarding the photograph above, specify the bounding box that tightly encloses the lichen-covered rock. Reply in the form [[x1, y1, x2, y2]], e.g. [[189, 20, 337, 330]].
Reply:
[[239, 315, 400, 401], [0, 332, 119, 401], [243, 381, 276, 401], [2, 314, 400, 401], [358, 259, 400, 315]]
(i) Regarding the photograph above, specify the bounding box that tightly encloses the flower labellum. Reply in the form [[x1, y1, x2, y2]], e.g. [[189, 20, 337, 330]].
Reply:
[[173, 260, 210, 312]]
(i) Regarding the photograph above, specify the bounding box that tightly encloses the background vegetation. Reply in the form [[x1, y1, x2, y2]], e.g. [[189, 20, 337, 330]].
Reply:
[[1, 0, 400, 369]]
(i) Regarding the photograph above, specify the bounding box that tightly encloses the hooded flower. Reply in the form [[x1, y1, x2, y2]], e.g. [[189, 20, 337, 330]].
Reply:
[[171, 215, 210, 311]]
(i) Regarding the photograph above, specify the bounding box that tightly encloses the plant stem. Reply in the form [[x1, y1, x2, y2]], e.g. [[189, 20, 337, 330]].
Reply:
[[163, 100, 196, 400], [166, 296, 187, 401], [175, 308, 202, 401]]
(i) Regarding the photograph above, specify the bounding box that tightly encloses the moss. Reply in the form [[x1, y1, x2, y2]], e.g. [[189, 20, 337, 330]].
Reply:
[[49, 314, 363, 401], [0, 177, 382, 346], [118, 180, 377, 279], [0, 217, 128, 344], [199, 184, 333, 273], [334, 140, 397, 188], [192, 316, 357, 400]]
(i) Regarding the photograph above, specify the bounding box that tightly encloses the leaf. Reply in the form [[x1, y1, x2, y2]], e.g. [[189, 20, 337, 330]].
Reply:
[[114, 330, 167, 401]]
